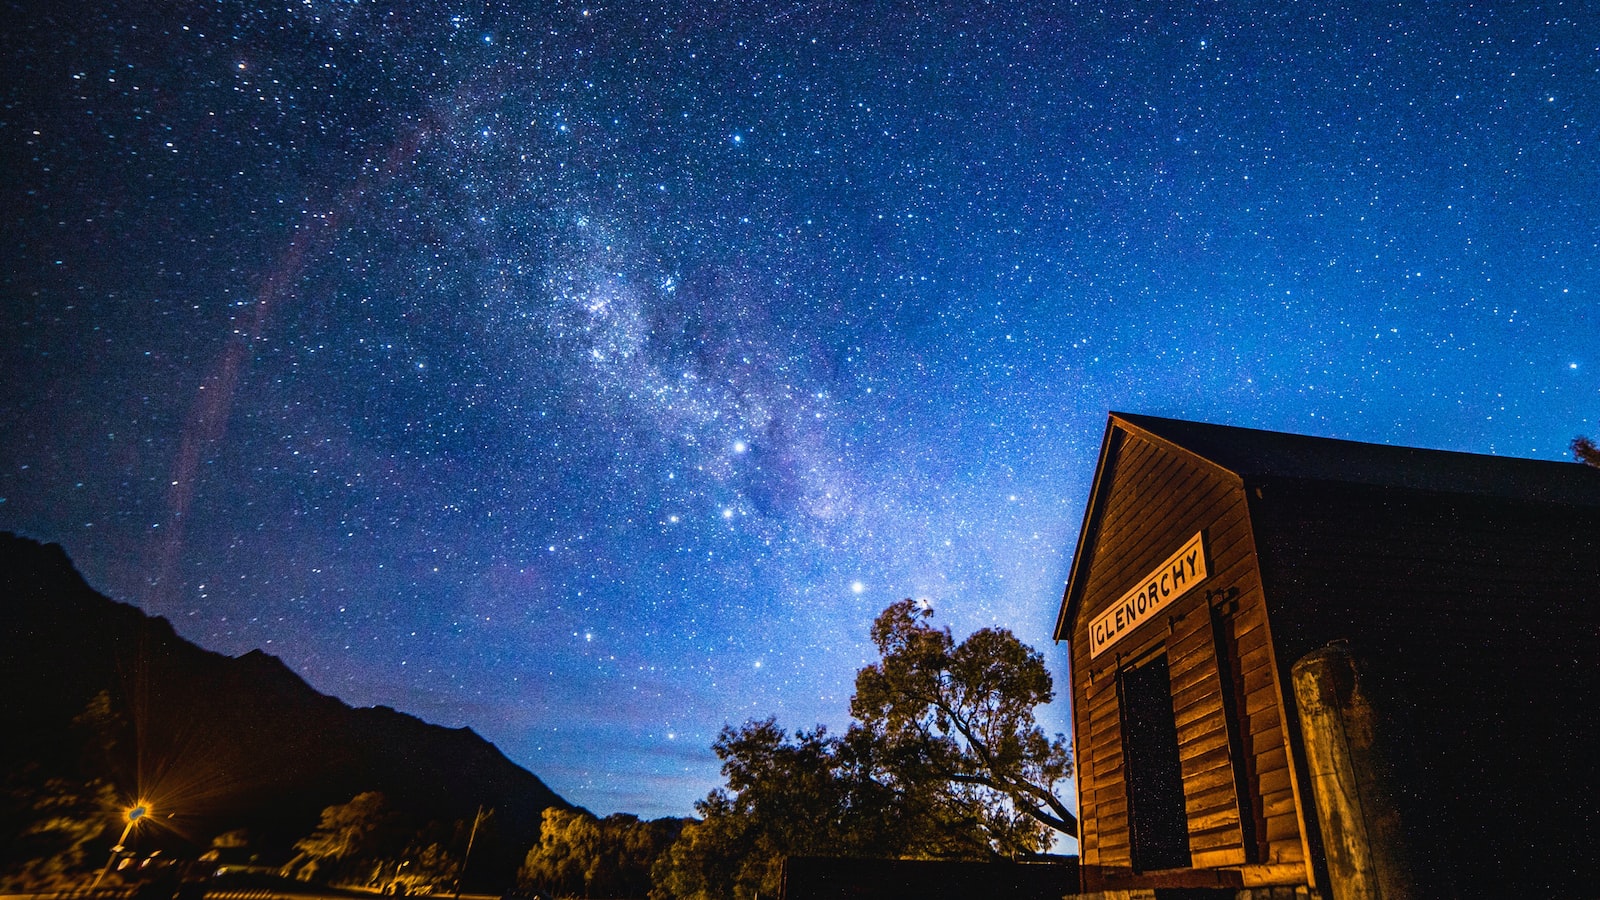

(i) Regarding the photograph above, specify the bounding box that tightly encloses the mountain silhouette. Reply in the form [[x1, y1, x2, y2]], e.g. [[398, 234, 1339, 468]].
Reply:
[[0, 532, 569, 882]]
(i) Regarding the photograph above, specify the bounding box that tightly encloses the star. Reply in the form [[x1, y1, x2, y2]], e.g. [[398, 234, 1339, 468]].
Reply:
[[3, 0, 1593, 826]]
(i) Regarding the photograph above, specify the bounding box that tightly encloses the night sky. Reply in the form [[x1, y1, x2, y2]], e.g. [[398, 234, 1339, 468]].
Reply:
[[4, 0, 1597, 829]]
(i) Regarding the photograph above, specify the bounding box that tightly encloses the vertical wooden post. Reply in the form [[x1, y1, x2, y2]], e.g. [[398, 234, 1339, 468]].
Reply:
[[454, 805, 486, 900], [1291, 643, 1415, 900]]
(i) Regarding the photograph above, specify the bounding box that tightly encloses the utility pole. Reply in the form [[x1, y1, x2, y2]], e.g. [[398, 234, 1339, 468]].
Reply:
[[453, 806, 487, 900]]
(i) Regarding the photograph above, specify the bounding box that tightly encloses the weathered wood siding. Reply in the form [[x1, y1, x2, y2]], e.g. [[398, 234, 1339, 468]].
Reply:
[[1248, 479, 1600, 898], [1063, 412, 1600, 898], [1067, 426, 1302, 883]]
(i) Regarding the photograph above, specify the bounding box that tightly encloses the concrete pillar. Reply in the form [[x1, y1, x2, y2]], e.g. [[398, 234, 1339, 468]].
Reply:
[[1291, 643, 1415, 900]]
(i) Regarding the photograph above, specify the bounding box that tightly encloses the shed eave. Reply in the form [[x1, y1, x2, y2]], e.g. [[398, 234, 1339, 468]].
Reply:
[[1054, 411, 1245, 643]]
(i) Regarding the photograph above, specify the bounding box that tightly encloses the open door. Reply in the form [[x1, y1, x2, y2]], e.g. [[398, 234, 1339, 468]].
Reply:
[[1119, 652, 1191, 872]]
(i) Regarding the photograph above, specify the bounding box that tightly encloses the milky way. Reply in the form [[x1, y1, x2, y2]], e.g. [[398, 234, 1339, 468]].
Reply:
[[4, 0, 1597, 826]]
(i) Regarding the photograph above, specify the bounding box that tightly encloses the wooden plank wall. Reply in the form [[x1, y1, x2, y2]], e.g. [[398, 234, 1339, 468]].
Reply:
[[1069, 429, 1302, 879], [1249, 481, 1600, 897]]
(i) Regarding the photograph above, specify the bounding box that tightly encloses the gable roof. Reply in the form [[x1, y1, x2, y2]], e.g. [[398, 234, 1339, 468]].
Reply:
[[1054, 412, 1600, 641], [1113, 412, 1600, 507]]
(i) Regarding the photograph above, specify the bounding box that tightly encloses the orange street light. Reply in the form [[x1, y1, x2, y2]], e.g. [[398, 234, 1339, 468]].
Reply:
[[90, 802, 152, 892]]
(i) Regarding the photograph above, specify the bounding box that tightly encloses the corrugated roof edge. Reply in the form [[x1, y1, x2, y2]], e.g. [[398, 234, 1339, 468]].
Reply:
[[1112, 411, 1600, 508], [1054, 412, 1600, 643]]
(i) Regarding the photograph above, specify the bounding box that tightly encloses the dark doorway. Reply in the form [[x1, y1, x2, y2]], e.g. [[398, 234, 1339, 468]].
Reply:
[[1119, 652, 1191, 872]]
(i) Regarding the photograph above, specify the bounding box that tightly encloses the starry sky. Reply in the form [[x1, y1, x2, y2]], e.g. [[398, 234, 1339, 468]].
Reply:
[[3, 0, 1597, 829]]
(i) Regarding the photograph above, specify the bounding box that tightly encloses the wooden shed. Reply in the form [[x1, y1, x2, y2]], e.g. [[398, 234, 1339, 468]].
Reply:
[[1054, 413, 1600, 898]]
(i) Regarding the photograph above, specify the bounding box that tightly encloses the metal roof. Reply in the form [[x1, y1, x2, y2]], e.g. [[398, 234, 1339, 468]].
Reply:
[[1054, 412, 1600, 641], [1112, 411, 1600, 508]]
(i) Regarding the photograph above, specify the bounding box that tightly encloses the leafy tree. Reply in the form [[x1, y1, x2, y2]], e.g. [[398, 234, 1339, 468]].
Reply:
[[1574, 435, 1600, 468], [0, 774, 119, 891], [522, 808, 603, 897], [652, 715, 1008, 900], [651, 599, 1075, 900], [71, 690, 133, 789], [650, 722, 865, 900], [600, 814, 682, 899], [287, 791, 396, 882], [852, 600, 1076, 849], [611, 816, 681, 890], [524, 808, 682, 898], [649, 812, 741, 900], [2, 691, 136, 892], [398, 838, 457, 892]]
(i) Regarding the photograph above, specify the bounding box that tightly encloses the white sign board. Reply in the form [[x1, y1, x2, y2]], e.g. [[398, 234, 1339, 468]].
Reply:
[[1088, 532, 1208, 659]]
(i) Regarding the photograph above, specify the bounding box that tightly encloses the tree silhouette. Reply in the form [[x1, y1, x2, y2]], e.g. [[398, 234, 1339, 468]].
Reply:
[[652, 599, 1074, 900], [0, 775, 119, 891], [521, 807, 601, 897], [1574, 435, 1600, 468], [287, 791, 395, 883], [852, 599, 1076, 847], [523, 808, 680, 898]]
